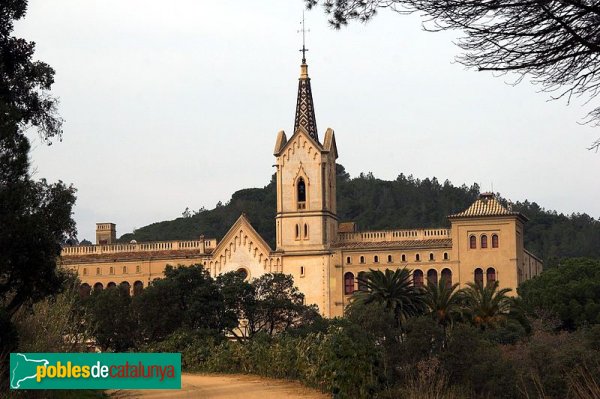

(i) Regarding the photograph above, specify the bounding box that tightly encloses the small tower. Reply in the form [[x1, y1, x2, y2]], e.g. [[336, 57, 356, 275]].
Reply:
[[96, 223, 116, 245], [273, 55, 338, 253]]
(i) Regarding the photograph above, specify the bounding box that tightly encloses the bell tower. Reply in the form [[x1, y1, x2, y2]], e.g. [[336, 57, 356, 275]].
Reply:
[[273, 56, 338, 253]]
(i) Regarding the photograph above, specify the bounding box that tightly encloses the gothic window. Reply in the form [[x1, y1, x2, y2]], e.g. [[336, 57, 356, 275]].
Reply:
[[297, 177, 306, 209], [441, 268, 452, 288], [413, 270, 424, 287], [487, 267, 496, 284], [374, 255, 379, 263], [387, 255, 393, 263], [429, 253, 434, 261], [492, 234, 499, 248], [474, 268, 484, 286], [344, 272, 355, 295], [416, 254, 421, 262], [295, 224, 299, 239], [358, 272, 368, 292], [481, 235, 488, 249], [427, 269, 438, 285], [443, 252, 449, 260], [304, 223, 308, 239], [470, 235, 477, 249]]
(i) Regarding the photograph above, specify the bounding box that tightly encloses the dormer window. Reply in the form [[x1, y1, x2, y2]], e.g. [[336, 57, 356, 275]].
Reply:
[[297, 178, 306, 209]]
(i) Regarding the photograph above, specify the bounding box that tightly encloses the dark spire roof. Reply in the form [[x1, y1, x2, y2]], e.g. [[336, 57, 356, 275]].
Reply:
[[293, 59, 319, 143]]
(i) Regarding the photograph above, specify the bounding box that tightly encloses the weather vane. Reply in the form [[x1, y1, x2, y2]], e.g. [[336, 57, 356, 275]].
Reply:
[[298, 11, 309, 63]]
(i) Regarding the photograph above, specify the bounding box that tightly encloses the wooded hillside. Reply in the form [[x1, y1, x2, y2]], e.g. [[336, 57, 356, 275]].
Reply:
[[118, 165, 600, 268]]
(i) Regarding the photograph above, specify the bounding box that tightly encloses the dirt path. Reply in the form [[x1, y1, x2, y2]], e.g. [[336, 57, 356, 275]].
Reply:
[[109, 373, 330, 398]]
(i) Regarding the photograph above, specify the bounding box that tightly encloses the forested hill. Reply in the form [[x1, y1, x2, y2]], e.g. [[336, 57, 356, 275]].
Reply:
[[118, 165, 600, 268]]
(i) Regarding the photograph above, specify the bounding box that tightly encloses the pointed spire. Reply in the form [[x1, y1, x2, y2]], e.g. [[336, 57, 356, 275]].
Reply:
[[294, 12, 318, 142]]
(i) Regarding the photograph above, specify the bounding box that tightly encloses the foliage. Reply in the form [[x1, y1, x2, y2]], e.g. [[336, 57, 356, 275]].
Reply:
[[132, 264, 232, 343], [120, 166, 600, 267], [350, 268, 425, 326], [462, 281, 513, 330], [306, 0, 600, 150], [14, 271, 91, 353], [244, 273, 319, 338], [84, 285, 136, 351], [423, 279, 463, 329], [519, 257, 600, 329]]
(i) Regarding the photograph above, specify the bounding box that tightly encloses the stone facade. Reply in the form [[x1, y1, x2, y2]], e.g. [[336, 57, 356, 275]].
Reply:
[[61, 59, 543, 318]]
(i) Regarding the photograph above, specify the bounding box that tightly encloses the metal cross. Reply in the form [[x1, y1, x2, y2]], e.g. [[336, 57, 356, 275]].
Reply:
[[298, 11, 309, 63]]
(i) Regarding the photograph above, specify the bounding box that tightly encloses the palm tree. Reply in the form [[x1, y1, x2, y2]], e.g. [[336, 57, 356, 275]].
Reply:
[[462, 280, 512, 329], [423, 278, 463, 330], [351, 268, 425, 327]]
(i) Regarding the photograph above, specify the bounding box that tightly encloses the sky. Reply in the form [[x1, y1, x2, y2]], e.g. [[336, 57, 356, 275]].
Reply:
[[15, 0, 600, 242]]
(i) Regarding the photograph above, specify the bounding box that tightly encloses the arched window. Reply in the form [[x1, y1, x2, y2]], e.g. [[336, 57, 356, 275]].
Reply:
[[360, 256, 365, 264], [358, 272, 368, 292], [487, 267, 496, 283], [413, 270, 424, 287], [427, 269, 438, 285], [83, 267, 87, 275], [441, 268, 452, 288], [401, 254, 406, 262], [474, 268, 484, 286], [346, 256, 351, 264], [416, 254, 421, 262], [109, 266, 114, 275], [300, 266, 305, 276], [122, 266, 127, 274], [387, 255, 393, 263], [344, 272, 355, 295], [443, 252, 449, 260], [136, 265, 141, 273], [93, 282, 103, 292], [492, 234, 499, 248], [429, 253, 434, 261], [469, 235, 477, 249], [374, 255, 379, 263], [295, 224, 299, 239], [133, 281, 143, 296], [237, 268, 249, 280], [481, 234, 488, 249], [96, 267, 101, 275], [79, 283, 91, 298], [304, 223, 308, 239], [297, 177, 306, 208], [107, 282, 117, 289]]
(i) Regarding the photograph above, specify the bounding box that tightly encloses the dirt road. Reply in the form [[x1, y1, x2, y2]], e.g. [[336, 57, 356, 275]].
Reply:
[[109, 373, 330, 398]]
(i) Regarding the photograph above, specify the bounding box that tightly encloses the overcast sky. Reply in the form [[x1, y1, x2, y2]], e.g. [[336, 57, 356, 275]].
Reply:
[[16, 0, 600, 242]]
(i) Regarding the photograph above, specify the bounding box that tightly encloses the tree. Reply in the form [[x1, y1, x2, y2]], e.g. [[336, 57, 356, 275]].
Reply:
[[85, 285, 136, 351], [133, 264, 233, 342], [423, 279, 463, 331], [0, 0, 76, 329], [519, 257, 600, 329], [351, 268, 425, 327], [239, 273, 319, 338], [462, 281, 513, 330], [306, 0, 600, 151]]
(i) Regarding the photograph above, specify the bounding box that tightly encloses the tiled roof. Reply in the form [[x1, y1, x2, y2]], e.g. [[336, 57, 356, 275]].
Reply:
[[60, 250, 207, 265], [448, 193, 525, 220], [332, 238, 452, 250], [338, 222, 357, 233]]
